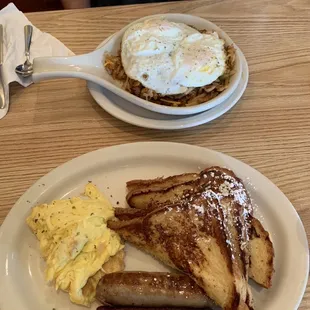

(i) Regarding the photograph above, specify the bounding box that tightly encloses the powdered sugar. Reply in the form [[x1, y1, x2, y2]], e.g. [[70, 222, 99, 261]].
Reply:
[[192, 204, 205, 214]]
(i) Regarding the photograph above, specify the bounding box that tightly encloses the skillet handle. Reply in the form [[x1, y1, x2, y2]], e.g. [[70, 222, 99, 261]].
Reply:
[[32, 49, 104, 83]]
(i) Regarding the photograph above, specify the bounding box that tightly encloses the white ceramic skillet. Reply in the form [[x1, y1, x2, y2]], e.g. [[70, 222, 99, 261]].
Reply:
[[32, 14, 243, 116], [87, 48, 248, 129]]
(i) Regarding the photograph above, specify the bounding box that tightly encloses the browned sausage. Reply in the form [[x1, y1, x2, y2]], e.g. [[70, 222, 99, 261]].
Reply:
[[97, 307, 208, 310], [96, 272, 219, 309]]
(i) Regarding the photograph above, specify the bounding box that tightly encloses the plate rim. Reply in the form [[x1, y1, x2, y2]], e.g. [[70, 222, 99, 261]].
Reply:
[[0, 142, 308, 310]]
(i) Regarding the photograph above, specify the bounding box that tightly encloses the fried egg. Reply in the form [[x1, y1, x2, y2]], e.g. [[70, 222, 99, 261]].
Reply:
[[121, 18, 226, 95], [26, 183, 124, 306]]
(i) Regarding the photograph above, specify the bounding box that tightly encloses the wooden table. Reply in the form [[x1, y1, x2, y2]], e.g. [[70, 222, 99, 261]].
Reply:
[[0, 0, 309, 307]]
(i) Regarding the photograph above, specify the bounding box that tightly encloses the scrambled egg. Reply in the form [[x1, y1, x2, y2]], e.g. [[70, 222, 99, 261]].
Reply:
[[26, 183, 124, 306]]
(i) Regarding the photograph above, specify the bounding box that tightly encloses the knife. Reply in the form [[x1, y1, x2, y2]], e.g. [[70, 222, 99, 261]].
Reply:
[[0, 24, 6, 109]]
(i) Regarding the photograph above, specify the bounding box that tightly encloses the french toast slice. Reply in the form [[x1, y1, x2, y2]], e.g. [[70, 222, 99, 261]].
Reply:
[[109, 167, 255, 310], [125, 167, 274, 289], [127, 173, 199, 194], [126, 172, 200, 209], [114, 208, 274, 290], [128, 167, 253, 277]]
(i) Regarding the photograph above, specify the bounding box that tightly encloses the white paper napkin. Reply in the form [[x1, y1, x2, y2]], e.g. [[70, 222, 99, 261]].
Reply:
[[0, 3, 74, 119]]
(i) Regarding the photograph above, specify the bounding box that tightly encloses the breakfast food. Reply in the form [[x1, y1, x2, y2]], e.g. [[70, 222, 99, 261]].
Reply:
[[96, 272, 218, 308], [125, 168, 275, 289], [248, 217, 274, 288], [109, 168, 253, 309], [104, 18, 235, 107], [26, 183, 124, 306], [82, 250, 125, 303], [108, 167, 275, 310], [97, 307, 206, 310], [27, 167, 274, 310]]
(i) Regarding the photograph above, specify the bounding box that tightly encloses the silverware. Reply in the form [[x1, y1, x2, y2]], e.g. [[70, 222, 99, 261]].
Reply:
[[15, 25, 34, 77], [0, 24, 6, 109]]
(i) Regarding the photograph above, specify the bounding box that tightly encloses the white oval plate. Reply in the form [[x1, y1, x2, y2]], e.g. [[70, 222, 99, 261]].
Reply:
[[87, 50, 248, 130], [0, 142, 308, 310]]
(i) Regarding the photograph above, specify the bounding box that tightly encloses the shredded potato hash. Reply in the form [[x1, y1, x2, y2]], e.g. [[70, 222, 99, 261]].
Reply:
[[104, 32, 236, 107]]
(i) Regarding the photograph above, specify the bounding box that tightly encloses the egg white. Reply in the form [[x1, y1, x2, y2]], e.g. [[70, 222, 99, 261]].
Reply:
[[121, 18, 227, 95]]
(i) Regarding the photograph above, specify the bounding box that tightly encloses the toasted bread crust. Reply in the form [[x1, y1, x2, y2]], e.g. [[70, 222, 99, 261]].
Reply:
[[127, 173, 200, 209], [249, 216, 274, 288], [127, 173, 199, 193]]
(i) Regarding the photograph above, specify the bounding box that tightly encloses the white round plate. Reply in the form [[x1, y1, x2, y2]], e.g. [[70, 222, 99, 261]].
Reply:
[[87, 51, 248, 130], [0, 142, 308, 310]]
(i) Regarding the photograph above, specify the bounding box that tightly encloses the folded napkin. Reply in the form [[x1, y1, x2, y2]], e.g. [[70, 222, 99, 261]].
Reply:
[[0, 3, 74, 119]]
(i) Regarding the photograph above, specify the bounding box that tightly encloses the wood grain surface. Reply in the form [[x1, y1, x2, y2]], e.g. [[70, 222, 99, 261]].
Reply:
[[0, 0, 309, 308]]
